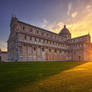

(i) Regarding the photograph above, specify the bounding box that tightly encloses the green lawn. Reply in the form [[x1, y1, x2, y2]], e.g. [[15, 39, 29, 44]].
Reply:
[[0, 61, 88, 92]]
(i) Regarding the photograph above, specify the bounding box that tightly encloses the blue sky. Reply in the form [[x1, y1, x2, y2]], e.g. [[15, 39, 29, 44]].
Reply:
[[0, 0, 92, 51]]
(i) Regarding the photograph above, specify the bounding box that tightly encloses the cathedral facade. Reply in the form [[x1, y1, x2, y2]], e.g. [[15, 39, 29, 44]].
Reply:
[[7, 17, 92, 62]]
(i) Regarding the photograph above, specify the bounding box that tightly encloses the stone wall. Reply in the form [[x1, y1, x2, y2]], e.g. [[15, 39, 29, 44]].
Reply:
[[7, 17, 92, 62]]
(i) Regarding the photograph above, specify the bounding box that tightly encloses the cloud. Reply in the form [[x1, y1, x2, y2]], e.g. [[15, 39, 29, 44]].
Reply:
[[86, 5, 91, 12], [42, 19, 57, 32], [42, 20, 64, 33], [67, 3, 72, 16], [52, 22, 64, 32], [0, 41, 7, 51], [41, 5, 92, 41], [67, 12, 92, 39], [71, 12, 78, 18], [42, 11, 92, 41], [57, 22, 64, 27], [42, 19, 48, 28], [86, 5, 91, 9]]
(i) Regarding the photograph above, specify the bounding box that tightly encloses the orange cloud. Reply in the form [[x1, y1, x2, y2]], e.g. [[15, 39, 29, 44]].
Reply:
[[0, 41, 7, 51], [71, 12, 78, 18], [67, 3, 72, 16], [67, 12, 92, 41], [43, 5, 92, 42]]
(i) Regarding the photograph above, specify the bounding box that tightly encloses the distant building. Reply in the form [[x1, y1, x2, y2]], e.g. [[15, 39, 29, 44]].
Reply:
[[0, 49, 8, 62], [7, 16, 92, 61]]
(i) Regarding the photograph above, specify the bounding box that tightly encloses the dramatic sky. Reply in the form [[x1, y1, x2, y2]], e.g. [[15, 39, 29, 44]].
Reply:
[[0, 0, 92, 51]]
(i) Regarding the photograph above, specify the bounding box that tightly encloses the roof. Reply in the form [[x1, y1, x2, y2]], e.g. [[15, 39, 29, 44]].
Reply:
[[59, 25, 71, 35], [18, 21, 58, 35], [66, 34, 90, 44], [11, 16, 59, 35]]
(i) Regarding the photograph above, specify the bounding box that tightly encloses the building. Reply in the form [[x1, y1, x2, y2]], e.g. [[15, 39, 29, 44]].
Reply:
[[0, 49, 8, 62], [7, 17, 92, 62]]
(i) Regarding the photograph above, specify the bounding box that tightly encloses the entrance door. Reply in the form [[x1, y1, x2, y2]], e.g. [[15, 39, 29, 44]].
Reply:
[[0, 56, 1, 62], [79, 56, 81, 61]]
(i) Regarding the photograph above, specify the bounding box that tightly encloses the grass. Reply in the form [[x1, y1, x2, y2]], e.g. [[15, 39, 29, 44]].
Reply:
[[0, 61, 87, 92]]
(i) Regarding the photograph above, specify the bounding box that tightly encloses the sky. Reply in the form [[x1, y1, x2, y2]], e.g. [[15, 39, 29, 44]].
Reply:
[[0, 0, 92, 51]]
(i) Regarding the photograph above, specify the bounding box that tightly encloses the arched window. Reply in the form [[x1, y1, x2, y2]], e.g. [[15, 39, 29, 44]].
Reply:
[[35, 38, 37, 41], [34, 47, 36, 51], [23, 26, 25, 30], [36, 30, 39, 34], [0, 56, 1, 62], [49, 49, 51, 52], [30, 29, 32, 32], [55, 49, 57, 53], [25, 35, 27, 40], [42, 48, 44, 51], [30, 37, 32, 40]]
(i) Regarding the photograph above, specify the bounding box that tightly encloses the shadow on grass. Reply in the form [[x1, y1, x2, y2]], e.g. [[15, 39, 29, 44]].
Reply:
[[0, 61, 88, 92]]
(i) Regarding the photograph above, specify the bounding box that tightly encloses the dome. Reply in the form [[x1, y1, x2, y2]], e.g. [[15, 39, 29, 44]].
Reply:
[[59, 25, 70, 35]]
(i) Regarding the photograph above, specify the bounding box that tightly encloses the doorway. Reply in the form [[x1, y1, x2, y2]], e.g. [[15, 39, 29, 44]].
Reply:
[[79, 56, 81, 61], [0, 56, 1, 62]]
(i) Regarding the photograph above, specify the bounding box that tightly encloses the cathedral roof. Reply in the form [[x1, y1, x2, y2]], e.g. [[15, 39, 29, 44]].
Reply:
[[66, 34, 91, 44], [59, 25, 71, 35], [18, 21, 58, 35]]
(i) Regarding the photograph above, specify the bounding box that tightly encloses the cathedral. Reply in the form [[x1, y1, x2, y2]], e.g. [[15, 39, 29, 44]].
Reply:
[[7, 16, 92, 62]]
